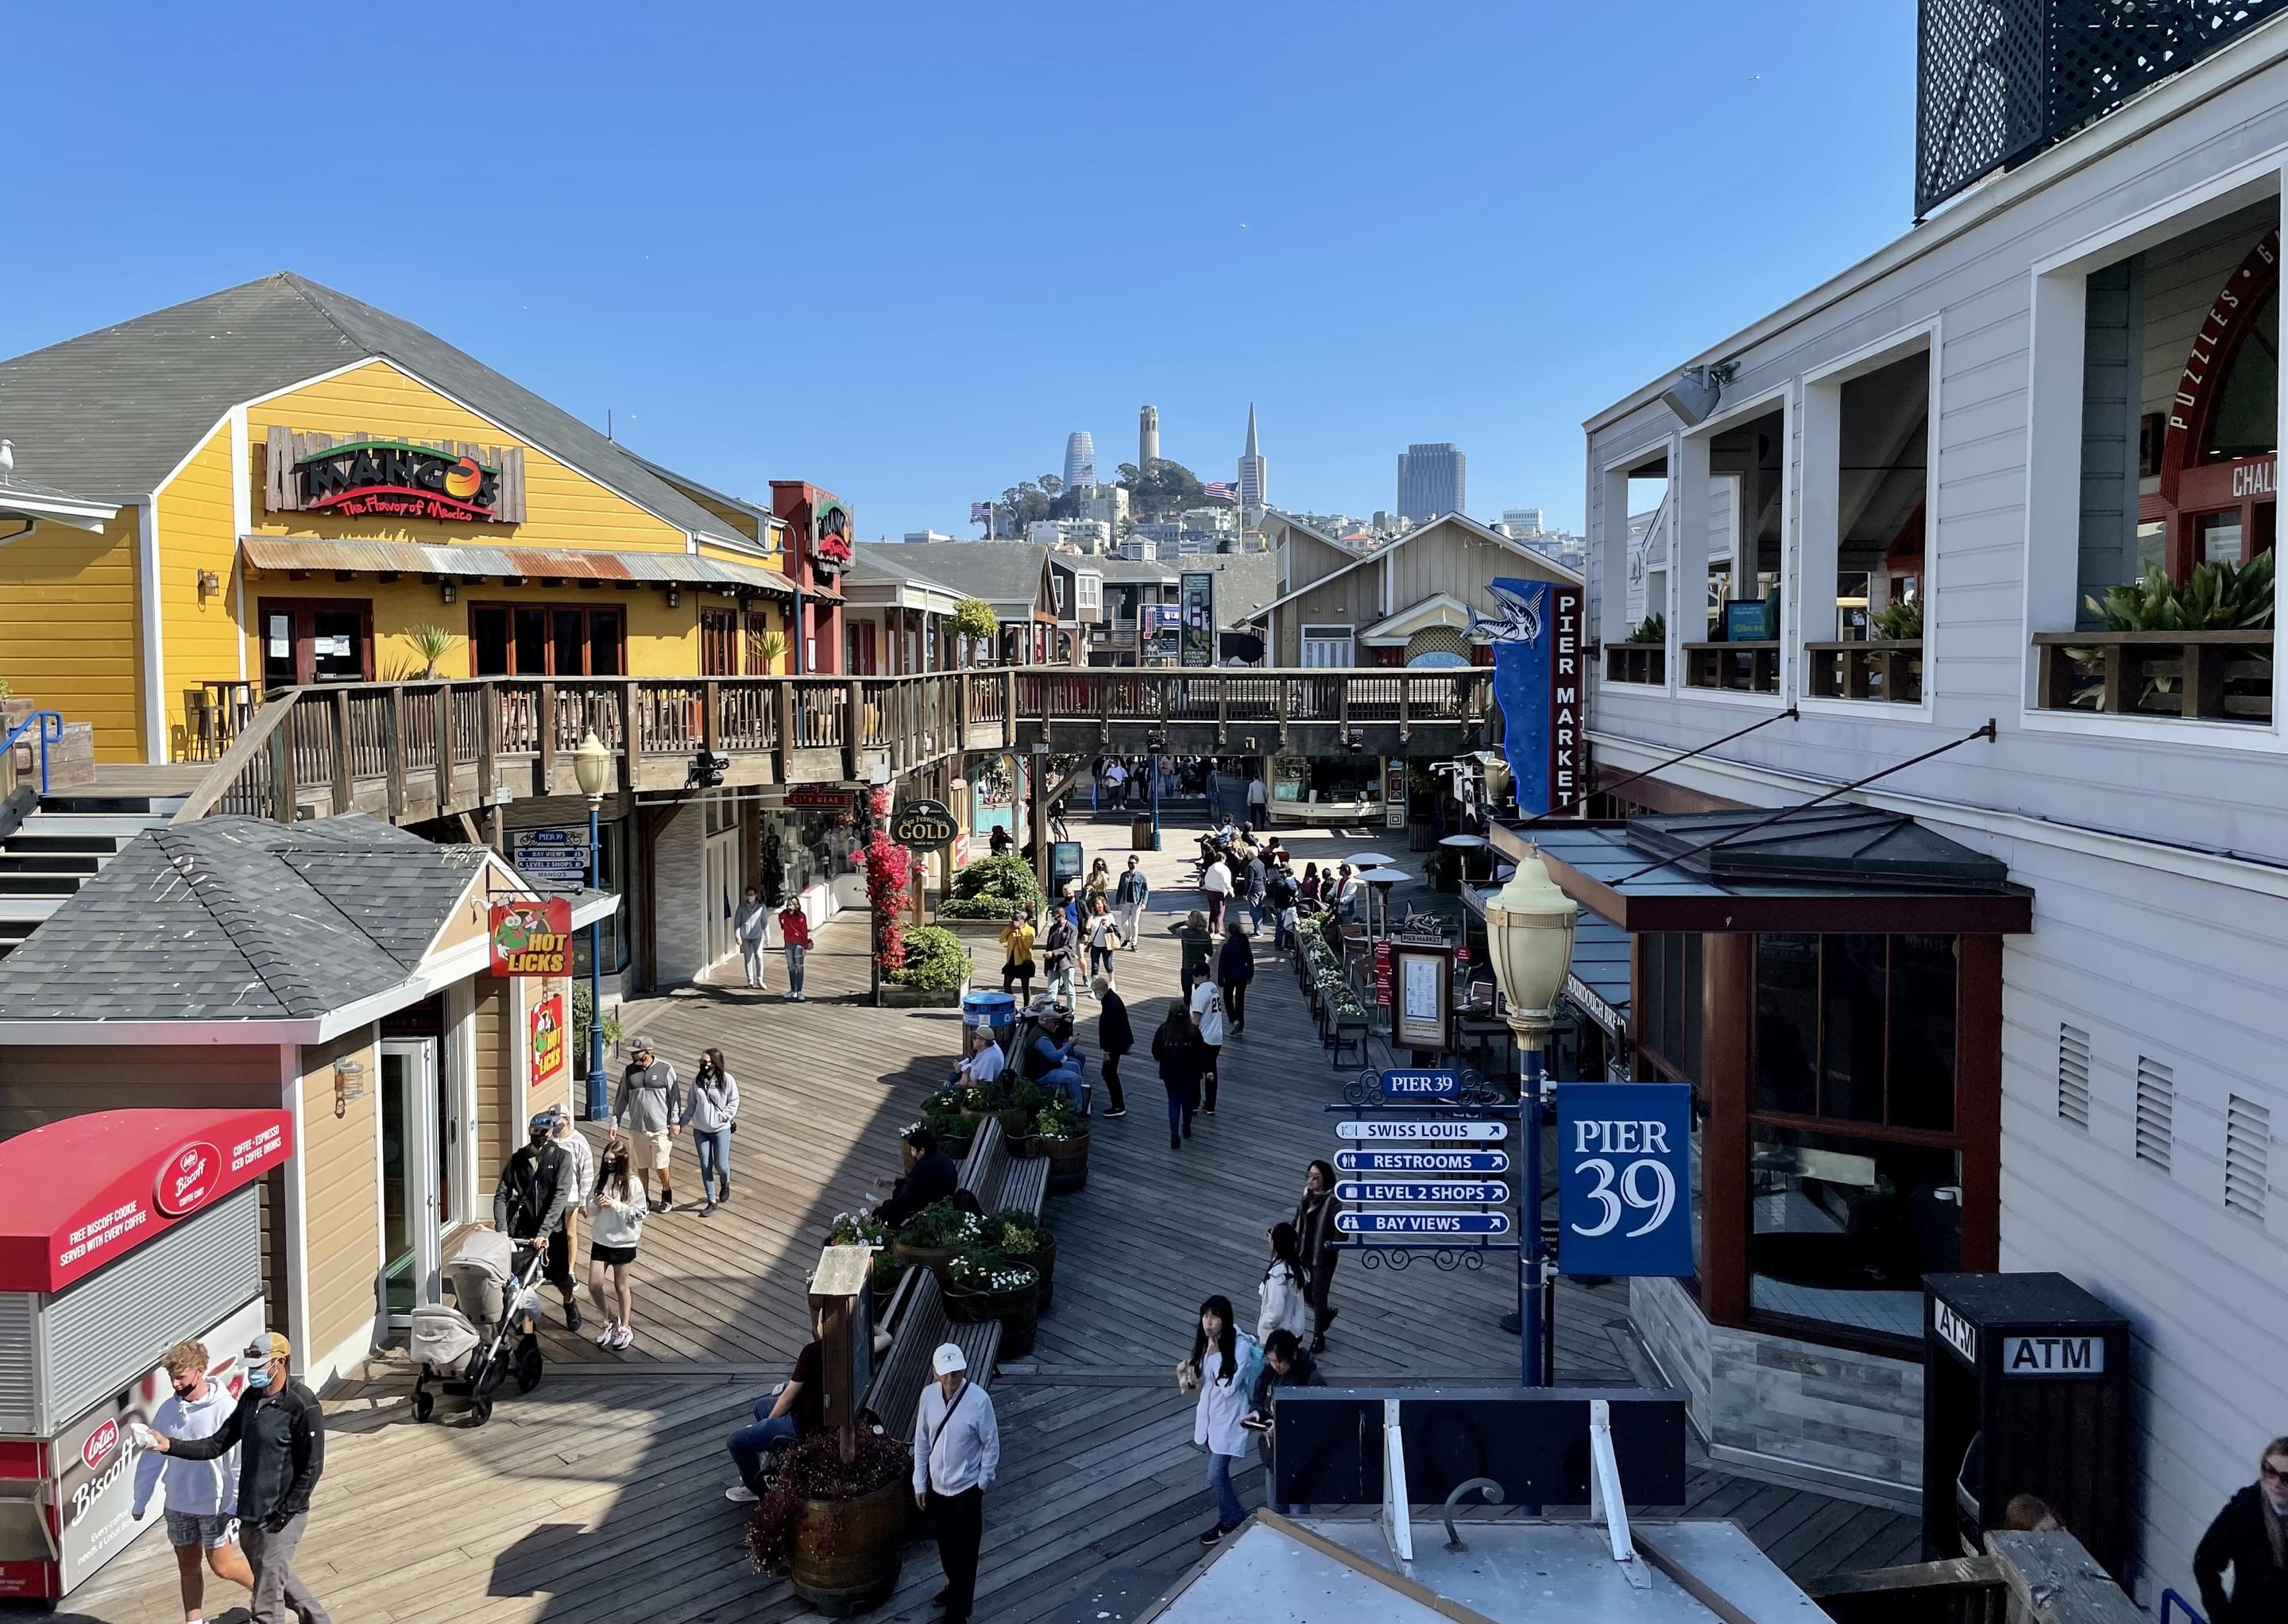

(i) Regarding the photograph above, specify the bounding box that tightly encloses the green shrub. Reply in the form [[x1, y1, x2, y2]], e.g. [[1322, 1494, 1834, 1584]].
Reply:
[[1873, 597, 1923, 640], [890, 925, 970, 993], [945, 854, 1042, 917], [899, 1197, 989, 1248], [1627, 612, 1666, 645]]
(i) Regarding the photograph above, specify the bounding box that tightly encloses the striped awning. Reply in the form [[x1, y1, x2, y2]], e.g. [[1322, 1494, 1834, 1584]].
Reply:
[[238, 535, 795, 597]]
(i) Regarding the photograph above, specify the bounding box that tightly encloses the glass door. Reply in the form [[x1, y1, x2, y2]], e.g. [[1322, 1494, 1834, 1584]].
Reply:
[[380, 1038, 443, 1321]]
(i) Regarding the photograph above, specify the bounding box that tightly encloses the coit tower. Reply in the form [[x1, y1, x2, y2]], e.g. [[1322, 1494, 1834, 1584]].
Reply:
[[1138, 405, 1160, 469]]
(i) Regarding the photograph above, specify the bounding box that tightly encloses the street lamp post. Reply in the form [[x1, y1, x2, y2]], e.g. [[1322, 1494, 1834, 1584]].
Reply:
[[1479, 851, 1576, 1390], [573, 730, 614, 1121]]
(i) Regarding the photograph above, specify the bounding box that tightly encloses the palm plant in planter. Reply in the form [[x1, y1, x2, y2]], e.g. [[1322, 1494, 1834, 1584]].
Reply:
[[942, 1247, 1039, 1356], [1032, 1099, 1090, 1194], [891, 1197, 988, 1278], [745, 1429, 913, 1612]]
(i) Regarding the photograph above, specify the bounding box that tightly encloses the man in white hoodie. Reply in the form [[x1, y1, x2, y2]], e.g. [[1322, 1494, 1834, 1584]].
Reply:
[[130, 1339, 251, 1624]]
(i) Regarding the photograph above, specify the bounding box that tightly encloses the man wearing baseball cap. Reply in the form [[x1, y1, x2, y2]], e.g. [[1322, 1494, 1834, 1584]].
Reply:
[[911, 1342, 999, 1624], [144, 1331, 330, 1624]]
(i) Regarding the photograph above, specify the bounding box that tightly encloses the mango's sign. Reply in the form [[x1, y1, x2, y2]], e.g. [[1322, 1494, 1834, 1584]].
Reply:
[[489, 899, 571, 976], [891, 798, 958, 853], [263, 426, 528, 524]]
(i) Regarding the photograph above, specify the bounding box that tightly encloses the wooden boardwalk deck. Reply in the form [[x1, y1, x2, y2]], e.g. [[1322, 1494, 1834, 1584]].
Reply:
[[58, 817, 1921, 1623]]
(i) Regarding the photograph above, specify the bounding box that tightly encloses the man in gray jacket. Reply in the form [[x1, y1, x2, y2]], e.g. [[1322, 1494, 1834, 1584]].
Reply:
[[613, 1037, 682, 1212]]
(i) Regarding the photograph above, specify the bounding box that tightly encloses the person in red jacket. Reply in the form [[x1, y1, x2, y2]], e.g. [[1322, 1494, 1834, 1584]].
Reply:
[[778, 901, 813, 1001]]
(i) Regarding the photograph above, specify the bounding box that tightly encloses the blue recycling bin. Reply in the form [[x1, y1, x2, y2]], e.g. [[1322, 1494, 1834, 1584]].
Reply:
[[960, 990, 1016, 1047]]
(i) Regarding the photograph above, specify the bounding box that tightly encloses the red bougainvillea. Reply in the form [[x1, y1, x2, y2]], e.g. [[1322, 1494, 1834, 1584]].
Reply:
[[864, 786, 910, 972]]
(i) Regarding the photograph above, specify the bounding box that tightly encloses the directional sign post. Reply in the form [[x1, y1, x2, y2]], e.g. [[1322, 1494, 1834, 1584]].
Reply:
[[1336, 1149, 1509, 1174], [1336, 1180, 1509, 1205], [1336, 1210, 1513, 1237], [1335, 1119, 1506, 1142], [1378, 1069, 1461, 1101]]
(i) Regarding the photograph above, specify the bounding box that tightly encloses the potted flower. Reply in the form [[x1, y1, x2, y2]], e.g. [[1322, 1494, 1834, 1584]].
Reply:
[[1032, 1099, 1090, 1195], [996, 1077, 1045, 1154], [746, 1429, 912, 1613], [943, 1246, 1040, 1358], [992, 1207, 1057, 1316], [891, 1197, 988, 1279], [907, 1098, 972, 1166]]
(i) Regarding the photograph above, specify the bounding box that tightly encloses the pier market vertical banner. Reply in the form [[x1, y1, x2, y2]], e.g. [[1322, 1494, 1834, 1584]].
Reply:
[[489, 899, 571, 976], [1476, 577, 1583, 817]]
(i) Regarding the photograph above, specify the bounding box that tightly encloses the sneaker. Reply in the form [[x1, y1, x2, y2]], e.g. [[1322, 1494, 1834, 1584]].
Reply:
[[658, 1197, 676, 1214], [565, 1300, 583, 1335], [597, 1321, 617, 1348], [1201, 1107, 1217, 1116], [609, 1324, 634, 1350], [698, 1201, 717, 1218], [1102, 1108, 1127, 1119], [1170, 1136, 1181, 1150], [1199, 1522, 1228, 1546], [725, 1484, 759, 1504]]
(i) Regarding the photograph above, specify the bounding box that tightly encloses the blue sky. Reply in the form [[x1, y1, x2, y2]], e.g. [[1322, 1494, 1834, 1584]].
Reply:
[[6, 2, 1915, 538]]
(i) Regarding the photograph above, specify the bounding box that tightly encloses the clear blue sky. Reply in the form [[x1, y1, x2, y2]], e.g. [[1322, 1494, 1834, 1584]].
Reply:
[[6, 2, 1915, 539]]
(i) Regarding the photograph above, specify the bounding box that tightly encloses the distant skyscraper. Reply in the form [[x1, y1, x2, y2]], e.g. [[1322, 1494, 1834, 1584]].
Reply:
[[1237, 404, 1268, 516], [1063, 430, 1097, 489], [1138, 405, 1160, 469], [1501, 507, 1547, 536], [1397, 443, 1467, 520]]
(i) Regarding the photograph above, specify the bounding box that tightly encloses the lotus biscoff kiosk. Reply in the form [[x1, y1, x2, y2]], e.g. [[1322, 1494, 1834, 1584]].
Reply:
[[1922, 1270, 2131, 1581]]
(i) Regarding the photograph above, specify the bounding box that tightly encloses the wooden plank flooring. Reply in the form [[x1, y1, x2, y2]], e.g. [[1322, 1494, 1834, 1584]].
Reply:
[[59, 816, 1919, 1623]]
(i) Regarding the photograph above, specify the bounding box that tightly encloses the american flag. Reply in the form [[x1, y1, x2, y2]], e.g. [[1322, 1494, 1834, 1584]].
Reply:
[[970, 501, 992, 523], [1076, 462, 1095, 484], [1200, 481, 1237, 505]]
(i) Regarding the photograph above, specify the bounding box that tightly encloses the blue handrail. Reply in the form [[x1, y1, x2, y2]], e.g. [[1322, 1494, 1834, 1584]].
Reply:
[[2162, 1589, 2209, 1624], [2, 710, 64, 795]]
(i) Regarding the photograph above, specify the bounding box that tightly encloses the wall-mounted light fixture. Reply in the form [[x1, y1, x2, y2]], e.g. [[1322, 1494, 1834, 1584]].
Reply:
[[666, 582, 681, 609], [333, 1057, 368, 1119], [441, 580, 458, 605], [195, 568, 221, 597], [1659, 360, 1741, 427]]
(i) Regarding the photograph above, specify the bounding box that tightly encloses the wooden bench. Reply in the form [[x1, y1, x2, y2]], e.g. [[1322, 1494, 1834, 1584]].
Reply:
[[956, 1113, 1049, 1220], [862, 1255, 1002, 1440]]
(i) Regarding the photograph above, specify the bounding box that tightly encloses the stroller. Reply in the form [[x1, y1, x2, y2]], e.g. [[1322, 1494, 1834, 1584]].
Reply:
[[409, 1228, 548, 1425]]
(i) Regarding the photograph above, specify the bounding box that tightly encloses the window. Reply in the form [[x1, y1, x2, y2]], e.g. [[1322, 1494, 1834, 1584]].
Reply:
[[259, 598, 373, 690], [701, 608, 739, 676], [2135, 1058, 2174, 1173], [470, 604, 624, 677], [1637, 931, 1702, 1083], [2227, 1095, 2271, 1221], [1301, 624, 1354, 667], [1749, 1124, 1960, 1340], [2057, 1023, 2092, 1130]]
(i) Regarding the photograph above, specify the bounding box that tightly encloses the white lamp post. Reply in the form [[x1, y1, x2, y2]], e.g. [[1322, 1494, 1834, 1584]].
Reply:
[[573, 729, 614, 1119], [1481, 849, 1576, 1387]]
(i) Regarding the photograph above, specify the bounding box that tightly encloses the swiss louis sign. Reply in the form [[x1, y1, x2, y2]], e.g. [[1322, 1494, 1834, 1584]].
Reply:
[[1335, 1119, 1505, 1143], [1556, 1082, 1693, 1278]]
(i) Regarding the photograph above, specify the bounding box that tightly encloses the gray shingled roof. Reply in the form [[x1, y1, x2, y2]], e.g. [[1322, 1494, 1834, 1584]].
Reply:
[[852, 541, 1051, 609], [0, 815, 488, 1022], [0, 273, 743, 543], [847, 543, 963, 598], [1185, 552, 1281, 624]]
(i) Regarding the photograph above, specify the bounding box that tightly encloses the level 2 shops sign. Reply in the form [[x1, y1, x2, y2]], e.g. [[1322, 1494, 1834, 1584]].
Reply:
[[264, 427, 528, 524], [489, 899, 571, 976]]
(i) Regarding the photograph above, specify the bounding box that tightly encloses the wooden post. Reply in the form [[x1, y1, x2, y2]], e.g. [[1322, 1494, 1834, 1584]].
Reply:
[[703, 679, 722, 755], [265, 714, 295, 825], [1216, 675, 1229, 746], [330, 689, 353, 815], [2099, 643, 2131, 713], [479, 683, 501, 810], [810, 1246, 874, 1467], [775, 682, 797, 784], [1003, 668, 1018, 750], [538, 682, 559, 793], [385, 688, 407, 822], [1397, 674, 1411, 744], [620, 685, 643, 793], [1699, 931, 1753, 1324], [2182, 640, 2222, 719], [433, 686, 454, 812], [844, 678, 865, 782], [1030, 748, 1051, 898]]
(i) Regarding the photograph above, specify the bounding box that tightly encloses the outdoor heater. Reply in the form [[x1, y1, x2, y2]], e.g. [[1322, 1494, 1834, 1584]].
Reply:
[[1480, 850, 1575, 1388]]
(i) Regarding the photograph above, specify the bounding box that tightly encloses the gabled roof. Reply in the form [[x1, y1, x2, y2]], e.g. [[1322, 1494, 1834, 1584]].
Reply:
[[861, 541, 1053, 610], [0, 273, 746, 544], [1258, 508, 1362, 555], [0, 814, 492, 1023], [1257, 512, 1583, 620], [847, 541, 964, 600], [623, 450, 780, 525], [1359, 593, 1475, 644]]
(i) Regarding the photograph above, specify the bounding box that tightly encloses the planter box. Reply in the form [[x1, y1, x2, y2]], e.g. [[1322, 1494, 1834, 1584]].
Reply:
[[937, 914, 1026, 941], [880, 975, 968, 1009]]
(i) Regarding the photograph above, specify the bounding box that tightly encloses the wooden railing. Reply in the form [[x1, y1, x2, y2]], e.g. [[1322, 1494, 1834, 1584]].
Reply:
[[2033, 629, 2274, 723], [171, 667, 1494, 827], [1682, 640, 1782, 694], [1804, 640, 1924, 704], [1605, 644, 1666, 686]]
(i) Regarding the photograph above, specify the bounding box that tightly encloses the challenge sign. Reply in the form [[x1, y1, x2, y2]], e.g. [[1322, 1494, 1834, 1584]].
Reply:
[[891, 797, 959, 853], [489, 899, 571, 976], [1556, 1082, 1693, 1278]]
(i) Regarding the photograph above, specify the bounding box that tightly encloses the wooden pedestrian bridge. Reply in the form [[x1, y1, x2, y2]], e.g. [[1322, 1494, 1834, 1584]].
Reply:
[[173, 667, 1494, 825]]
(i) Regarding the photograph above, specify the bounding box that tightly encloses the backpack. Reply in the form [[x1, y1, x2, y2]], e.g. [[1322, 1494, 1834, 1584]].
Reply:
[[502, 1142, 568, 1238]]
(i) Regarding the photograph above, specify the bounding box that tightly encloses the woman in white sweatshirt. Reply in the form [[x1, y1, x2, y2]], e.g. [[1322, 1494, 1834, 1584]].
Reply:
[[1181, 1293, 1262, 1547], [587, 1145, 646, 1351], [1256, 1223, 1311, 1348]]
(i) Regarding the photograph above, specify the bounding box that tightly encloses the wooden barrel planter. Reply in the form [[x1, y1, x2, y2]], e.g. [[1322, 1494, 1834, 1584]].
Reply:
[[891, 1238, 958, 1279], [945, 1270, 1039, 1359], [1007, 1232, 1056, 1316], [999, 1107, 1039, 1154], [787, 1475, 906, 1616], [937, 1127, 974, 1162], [1042, 1130, 1090, 1195]]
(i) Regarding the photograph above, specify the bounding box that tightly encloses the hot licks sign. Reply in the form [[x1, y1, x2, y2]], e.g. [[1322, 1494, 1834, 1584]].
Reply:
[[489, 899, 571, 976]]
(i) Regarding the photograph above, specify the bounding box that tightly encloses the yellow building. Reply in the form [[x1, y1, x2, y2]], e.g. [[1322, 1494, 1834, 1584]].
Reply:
[[0, 272, 798, 766]]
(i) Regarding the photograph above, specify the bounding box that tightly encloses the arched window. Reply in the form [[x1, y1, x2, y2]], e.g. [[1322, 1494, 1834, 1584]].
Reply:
[[2203, 286, 2278, 465]]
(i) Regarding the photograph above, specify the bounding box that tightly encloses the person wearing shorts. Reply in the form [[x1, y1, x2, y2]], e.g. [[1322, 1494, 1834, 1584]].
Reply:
[[612, 1036, 682, 1212], [132, 1339, 252, 1622], [586, 1143, 646, 1350]]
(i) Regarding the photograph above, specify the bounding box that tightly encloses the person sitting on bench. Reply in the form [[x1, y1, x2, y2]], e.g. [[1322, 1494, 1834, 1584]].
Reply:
[[1022, 1010, 1085, 1111], [879, 1128, 960, 1228]]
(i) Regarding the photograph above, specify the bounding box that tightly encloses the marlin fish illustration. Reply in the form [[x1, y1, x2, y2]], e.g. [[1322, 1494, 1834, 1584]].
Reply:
[[1470, 578, 1544, 644]]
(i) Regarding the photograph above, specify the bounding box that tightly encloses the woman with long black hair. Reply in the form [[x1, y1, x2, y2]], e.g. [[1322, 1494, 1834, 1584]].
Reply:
[[1256, 1222, 1310, 1348], [1293, 1160, 1344, 1353], [1179, 1294, 1261, 1545], [1152, 1000, 1201, 1150]]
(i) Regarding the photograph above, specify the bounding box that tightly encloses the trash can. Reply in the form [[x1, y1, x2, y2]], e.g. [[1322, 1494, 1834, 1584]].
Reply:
[[1131, 815, 1156, 850], [0, 1108, 293, 1602], [960, 989, 1016, 1049]]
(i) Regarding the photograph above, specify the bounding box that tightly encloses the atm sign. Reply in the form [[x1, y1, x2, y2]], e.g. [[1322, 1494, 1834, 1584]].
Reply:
[[2001, 1335, 2104, 1377]]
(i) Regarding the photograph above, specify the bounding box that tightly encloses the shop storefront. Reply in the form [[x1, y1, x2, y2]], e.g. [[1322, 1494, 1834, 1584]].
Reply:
[[760, 786, 867, 926], [1491, 805, 2029, 1494], [1268, 752, 1401, 827]]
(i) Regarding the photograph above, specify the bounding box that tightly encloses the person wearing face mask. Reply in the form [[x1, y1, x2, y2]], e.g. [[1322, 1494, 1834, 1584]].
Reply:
[[131, 1339, 252, 1624], [2196, 1433, 2288, 1624], [142, 1332, 330, 1624]]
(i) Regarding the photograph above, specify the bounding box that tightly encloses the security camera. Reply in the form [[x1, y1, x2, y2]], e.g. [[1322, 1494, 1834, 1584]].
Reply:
[[686, 750, 729, 788]]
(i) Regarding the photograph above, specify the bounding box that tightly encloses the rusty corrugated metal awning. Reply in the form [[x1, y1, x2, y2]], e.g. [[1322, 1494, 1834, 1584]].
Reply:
[[238, 536, 794, 597]]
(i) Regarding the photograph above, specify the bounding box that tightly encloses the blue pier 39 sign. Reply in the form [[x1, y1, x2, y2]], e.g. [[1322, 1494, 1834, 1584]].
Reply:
[[1556, 1083, 1694, 1278], [1379, 1069, 1460, 1100]]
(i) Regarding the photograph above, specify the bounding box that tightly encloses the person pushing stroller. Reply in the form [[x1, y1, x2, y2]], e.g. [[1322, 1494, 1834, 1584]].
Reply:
[[494, 1112, 578, 1335]]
